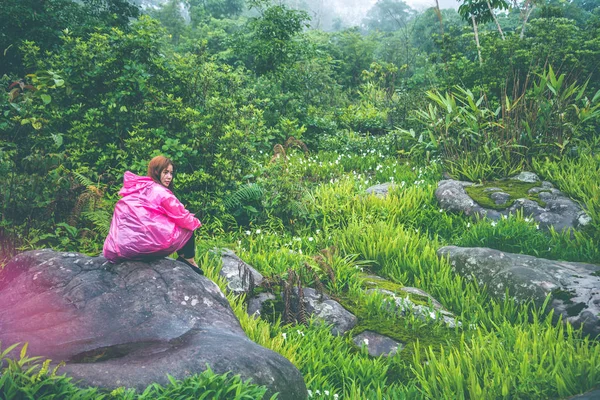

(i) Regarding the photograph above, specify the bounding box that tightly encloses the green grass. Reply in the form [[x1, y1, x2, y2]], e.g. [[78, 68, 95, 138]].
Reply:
[[3, 144, 600, 400]]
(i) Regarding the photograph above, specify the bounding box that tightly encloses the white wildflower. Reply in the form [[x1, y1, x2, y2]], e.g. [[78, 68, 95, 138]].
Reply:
[[245, 230, 251, 235], [308, 237, 314, 242], [308, 390, 313, 397], [325, 390, 330, 396], [491, 221, 497, 227], [282, 333, 287, 340], [255, 229, 261, 234], [297, 329, 304, 336], [316, 229, 321, 234], [363, 338, 369, 345]]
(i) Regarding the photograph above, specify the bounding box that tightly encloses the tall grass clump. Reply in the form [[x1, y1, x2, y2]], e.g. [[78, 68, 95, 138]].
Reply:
[[412, 311, 600, 399], [335, 218, 489, 319], [456, 212, 600, 263]]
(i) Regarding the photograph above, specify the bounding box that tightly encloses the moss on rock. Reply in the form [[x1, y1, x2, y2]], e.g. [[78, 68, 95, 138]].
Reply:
[[465, 180, 548, 210]]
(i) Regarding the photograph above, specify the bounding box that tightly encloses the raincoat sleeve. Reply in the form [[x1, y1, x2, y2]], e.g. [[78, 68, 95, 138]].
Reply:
[[160, 193, 202, 232]]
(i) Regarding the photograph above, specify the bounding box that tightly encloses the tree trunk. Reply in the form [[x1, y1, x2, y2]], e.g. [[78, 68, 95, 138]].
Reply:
[[520, 2, 535, 39], [434, 0, 444, 36], [472, 15, 483, 65], [486, 0, 505, 40]]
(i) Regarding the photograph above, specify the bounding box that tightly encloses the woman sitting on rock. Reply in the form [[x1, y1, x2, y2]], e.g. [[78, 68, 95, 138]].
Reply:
[[103, 155, 203, 274]]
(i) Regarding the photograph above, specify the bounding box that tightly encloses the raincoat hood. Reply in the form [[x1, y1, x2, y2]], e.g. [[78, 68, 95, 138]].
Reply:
[[119, 171, 158, 197]]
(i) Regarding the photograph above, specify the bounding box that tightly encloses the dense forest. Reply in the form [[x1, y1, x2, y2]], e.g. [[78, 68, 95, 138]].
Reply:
[[1, 0, 600, 398]]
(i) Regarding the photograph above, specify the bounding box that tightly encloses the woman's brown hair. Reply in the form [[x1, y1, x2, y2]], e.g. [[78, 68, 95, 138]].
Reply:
[[147, 155, 174, 188]]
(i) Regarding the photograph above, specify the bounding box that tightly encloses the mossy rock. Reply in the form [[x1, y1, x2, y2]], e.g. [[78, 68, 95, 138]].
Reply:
[[360, 274, 432, 307], [464, 179, 550, 210], [338, 294, 461, 383]]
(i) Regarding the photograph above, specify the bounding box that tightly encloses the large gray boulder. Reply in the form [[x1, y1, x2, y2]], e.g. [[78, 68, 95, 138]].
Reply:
[[435, 177, 590, 232], [438, 246, 600, 337], [0, 249, 307, 399]]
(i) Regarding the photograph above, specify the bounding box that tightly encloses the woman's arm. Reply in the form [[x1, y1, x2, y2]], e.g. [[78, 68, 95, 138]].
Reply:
[[160, 193, 202, 231]]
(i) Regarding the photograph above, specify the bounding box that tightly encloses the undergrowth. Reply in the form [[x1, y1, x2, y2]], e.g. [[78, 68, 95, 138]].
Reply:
[[3, 145, 600, 399]]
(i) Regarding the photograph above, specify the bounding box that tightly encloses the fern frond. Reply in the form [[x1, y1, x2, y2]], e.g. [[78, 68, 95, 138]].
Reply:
[[72, 171, 95, 188], [81, 210, 112, 237], [223, 183, 264, 210]]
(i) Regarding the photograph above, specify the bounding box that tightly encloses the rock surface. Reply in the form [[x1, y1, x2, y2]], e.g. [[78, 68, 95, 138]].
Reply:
[[247, 292, 276, 318], [438, 246, 600, 337], [352, 331, 403, 357], [291, 288, 357, 335], [362, 275, 459, 328], [366, 183, 395, 197], [216, 248, 264, 295], [366, 288, 459, 328], [435, 176, 590, 232], [0, 249, 307, 399], [566, 388, 600, 399]]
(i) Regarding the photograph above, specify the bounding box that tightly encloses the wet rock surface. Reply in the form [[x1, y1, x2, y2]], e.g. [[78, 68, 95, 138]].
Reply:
[[438, 246, 600, 337], [0, 249, 307, 399]]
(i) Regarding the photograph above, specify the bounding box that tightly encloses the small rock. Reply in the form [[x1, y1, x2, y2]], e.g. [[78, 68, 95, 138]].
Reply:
[[490, 192, 511, 206], [366, 183, 395, 198], [511, 172, 540, 183], [353, 331, 403, 357], [291, 288, 357, 335], [247, 293, 276, 318], [215, 248, 263, 295]]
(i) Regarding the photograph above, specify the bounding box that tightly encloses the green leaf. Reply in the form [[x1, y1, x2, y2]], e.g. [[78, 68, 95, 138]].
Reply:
[[40, 94, 52, 105]]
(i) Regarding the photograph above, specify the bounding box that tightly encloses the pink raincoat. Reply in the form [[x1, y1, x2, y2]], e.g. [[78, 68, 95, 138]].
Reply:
[[103, 171, 201, 262]]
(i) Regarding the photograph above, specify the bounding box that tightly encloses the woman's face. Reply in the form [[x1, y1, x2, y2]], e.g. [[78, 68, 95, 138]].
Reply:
[[160, 164, 173, 187]]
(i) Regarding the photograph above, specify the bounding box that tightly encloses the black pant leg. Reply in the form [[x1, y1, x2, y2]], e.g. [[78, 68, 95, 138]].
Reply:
[[177, 230, 196, 259]]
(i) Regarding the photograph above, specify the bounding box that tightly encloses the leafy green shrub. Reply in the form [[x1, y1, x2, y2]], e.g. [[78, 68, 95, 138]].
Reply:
[[400, 69, 600, 181]]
